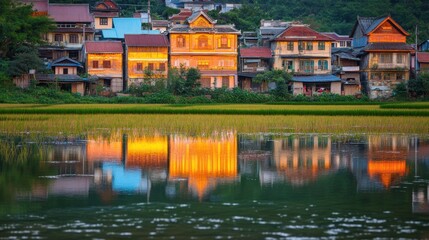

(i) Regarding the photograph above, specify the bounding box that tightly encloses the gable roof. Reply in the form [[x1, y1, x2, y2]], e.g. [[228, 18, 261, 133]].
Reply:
[[273, 25, 333, 41], [187, 10, 216, 25], [124, 34, 169, 47], [102, 18, 160, 39], [169, 9, 193, 21], [363, 42, 413, 52], [350, 16, 409, 38], [48, 4, 93, 22], [51, 57, 83, 68], [93, 0, 120, 11], [240, 47, 272, 58], [85, 41, 123, 53]]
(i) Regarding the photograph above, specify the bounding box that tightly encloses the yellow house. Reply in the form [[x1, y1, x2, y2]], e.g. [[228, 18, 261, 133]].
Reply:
[[169, 11, 240, 88], [84, 41, 123, 93], [125, 34, 169, 87], [271, 23, 340, 95]]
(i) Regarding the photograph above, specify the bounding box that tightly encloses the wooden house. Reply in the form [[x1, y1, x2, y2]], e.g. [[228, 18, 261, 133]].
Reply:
[[124, 34, 169, 87], [350, 16, 413, 99], [84, 41, 123, 93], [38, 4, 95, 62], [331, 48, 361, 95], [238, 47, 272, 92], [417, 52, 429, 73], [271, 23, 341, 96], [169, 11, 240, 89], [321, 32, 352, 48]]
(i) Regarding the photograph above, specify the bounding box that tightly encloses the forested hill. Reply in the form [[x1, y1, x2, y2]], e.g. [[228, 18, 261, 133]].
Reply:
[[51, 0, 429, 43]]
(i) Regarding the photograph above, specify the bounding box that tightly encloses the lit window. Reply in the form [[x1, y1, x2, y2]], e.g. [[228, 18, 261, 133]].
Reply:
[[198, 35, 209, 49]]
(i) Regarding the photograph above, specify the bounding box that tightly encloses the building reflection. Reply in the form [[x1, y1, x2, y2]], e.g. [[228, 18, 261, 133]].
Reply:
[[168, 132, 238, 199], [12, 133, 429, 205]]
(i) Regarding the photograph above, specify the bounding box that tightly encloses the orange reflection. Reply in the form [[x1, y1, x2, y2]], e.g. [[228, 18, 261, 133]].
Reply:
[[169, 133, 237, 199], [126, 136, 168, 168], [368, 136, 408, 188], [87, 137, 122, 162], [272, 136, 332, 185]]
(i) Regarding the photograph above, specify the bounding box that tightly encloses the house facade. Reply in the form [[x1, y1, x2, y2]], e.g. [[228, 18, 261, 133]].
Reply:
[[125, 34, 169, 87], [84, 41, 123, 93], [238, 47, 272, 92], [39, 4, 95, 62], [271, 23, 341, 95], [321, 32, 352, 48], [169, 11, 240, 89], [350, 16, 413, 99], [92, 0, 120, 30]]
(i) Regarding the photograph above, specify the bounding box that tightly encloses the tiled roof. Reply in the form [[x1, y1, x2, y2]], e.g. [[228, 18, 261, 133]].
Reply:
[[321, 32, 351, 41], [364, 43, 413, 52], [292, 74, 341, 83], [169, 26, 239, 34], [187, 11, 216, 24], [240, 47, 272, 58], [85, 41, 123, 53], [48, 4, 93, 22], [93, 12, 118, 17], [93, 0, 119, 11], [169, 9, 193, 21], [364, 16, 385, 34], [53, 27, 95, 33], [417, 52, 429, 63], [22, 0, 48, 12], [36, 74, 85, 82], [274, 25, 334, 41], [124, 34, 169, 47]]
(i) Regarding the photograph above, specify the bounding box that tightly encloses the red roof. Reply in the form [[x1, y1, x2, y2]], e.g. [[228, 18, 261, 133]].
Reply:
[[85, 41, 123, 53], [125, 34, 170, 47], [49, 4, 93, 22], [240, 47, 272, 58], [418, 52, 429, 63], [274, 25, 334, 41], [169, 9, 192, 21]]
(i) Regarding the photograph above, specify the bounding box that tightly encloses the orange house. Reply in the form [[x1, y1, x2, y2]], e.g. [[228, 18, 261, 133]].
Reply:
[[125, 34, 169, 87], [169, 11, 240, 89]]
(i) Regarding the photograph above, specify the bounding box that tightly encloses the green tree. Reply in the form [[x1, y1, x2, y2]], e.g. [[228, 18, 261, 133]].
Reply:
[[7, 46, 45, 77], [254, 69, 292, 98], [167, 66, 201, 95]]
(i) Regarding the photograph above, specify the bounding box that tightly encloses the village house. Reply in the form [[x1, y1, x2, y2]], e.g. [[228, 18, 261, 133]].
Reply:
[[101, 18, 160, 40], [38, 3, 95, 62], [91, 0, 120, 40], [350, 16, 413, 99], [169, 11, 240, 89], [125, 34, 170, 88], [331, 48, 361, 95], [271, 23, 341, 95], [83, 41, 123, 93], [238, 47, 272, 92]]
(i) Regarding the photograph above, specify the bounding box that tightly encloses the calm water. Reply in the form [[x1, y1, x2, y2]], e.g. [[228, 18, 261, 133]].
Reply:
[[1, 132, 429, 239]]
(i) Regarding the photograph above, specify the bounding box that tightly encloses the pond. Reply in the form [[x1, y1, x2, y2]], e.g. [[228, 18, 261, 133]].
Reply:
[[1, 132, 429, 239]]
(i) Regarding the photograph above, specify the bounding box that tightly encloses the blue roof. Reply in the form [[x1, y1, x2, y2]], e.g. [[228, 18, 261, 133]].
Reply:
[[365, 17, 386, 34], [292, 74, 341, 83], [102, 18, 160, 39]]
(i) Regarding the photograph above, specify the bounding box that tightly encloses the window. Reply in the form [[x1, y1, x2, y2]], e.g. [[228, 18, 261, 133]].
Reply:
[[177, 36, 185, 48], [318, 42, 325, 50], [103, 79, 111, 88], [282, 60, 293, 70], [103, 60, 111, 68], [287, 42, 294, 51], [384, 73, 392, 80], [340, 41, 346, 47], [397, 54, 404, 64], [100, 17, 108, 25], [92, 61, 99, 68], [299, 60, 314, 73], [198, 35, 209, 49], [219, 36, 230, 48], [306, 42, 313, 50], [69, 51, 78, 60], [298, 41, 305, 51], [197, 60, 209, 69], [396, 73, 405, 80], [370, 72, 382, 80], [200, 77, 211, 88], [63, 68, 68, 74], [318, 60, 329, 70], [148, 63, 154, 71], [380, 53, 393, 63], [137, 63, 143, 71], [159, 63, 166, 71], [69, 34, 78, 43], [222, 76, 229, 87], [54, 34, 63, 42]]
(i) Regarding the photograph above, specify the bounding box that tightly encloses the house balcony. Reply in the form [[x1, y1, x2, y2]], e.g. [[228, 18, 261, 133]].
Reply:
[[369, 63, 409, 71], [341, 66, 360, 72], [241, 65, 268, 72]]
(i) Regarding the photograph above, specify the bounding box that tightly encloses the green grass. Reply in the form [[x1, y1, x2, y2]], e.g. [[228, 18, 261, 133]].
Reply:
[[0, 104, 429, 116], [380, 102, 429, 109]]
